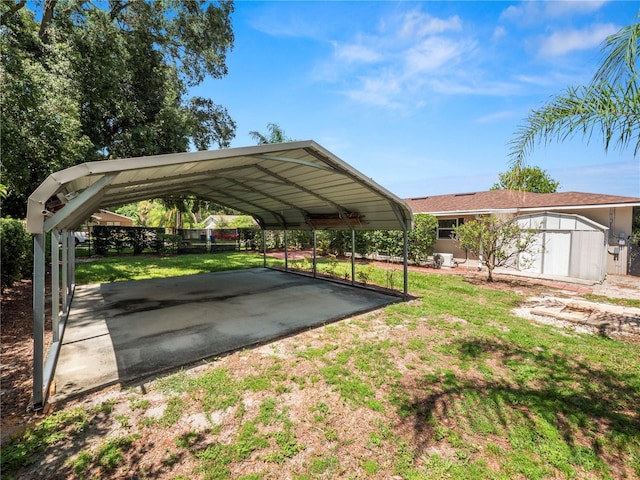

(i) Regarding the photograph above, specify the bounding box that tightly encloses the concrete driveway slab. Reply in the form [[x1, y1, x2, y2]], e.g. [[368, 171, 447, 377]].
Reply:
[[53, 268, 397, 400]]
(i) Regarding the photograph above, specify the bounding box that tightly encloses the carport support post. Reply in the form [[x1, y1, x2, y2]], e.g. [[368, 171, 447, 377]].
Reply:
[[403, 228, 409, 300], [351, 229, 355, 286], [61, 230, 68, 312], [284, 229, 289, 272], [68, 232, 75, 291], [33, 233, 45, 410], [312, 230, 317, 278], [51, 231, 60, 342], [262, 230, 267, 267]]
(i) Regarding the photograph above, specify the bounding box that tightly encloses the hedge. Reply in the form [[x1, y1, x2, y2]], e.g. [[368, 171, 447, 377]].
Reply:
[[1, 218, 32, 290]]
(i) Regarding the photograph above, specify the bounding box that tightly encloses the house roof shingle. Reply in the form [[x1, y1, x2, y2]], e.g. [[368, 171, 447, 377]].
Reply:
[[405, 190, 640, 215]]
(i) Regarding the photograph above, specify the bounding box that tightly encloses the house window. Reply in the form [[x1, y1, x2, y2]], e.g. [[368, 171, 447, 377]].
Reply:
[[438, 218, 464, 239]]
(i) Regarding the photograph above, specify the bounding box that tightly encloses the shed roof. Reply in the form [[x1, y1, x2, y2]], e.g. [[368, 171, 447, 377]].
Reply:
[[27, 141, 413, 234], [515, 212, 608, 232], [406, 190, 640, 215]]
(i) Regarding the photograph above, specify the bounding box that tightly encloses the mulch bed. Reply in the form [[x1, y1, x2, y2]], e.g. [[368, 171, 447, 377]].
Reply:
[[1, 279, 53, 442]]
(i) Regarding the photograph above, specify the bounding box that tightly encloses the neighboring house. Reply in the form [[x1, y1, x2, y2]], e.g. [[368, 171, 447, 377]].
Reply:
[[406, 190, 640, 281], [90, 209, 135, 227]]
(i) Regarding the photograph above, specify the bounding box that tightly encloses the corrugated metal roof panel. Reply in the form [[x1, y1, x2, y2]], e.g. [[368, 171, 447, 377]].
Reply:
[[27, 141, 413, 233]]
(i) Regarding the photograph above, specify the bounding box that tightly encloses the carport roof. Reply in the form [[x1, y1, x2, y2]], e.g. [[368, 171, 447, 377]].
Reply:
[[27, 141, 413, 234]]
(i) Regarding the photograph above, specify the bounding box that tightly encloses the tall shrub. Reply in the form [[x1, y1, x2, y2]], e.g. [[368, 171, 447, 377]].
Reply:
[[454, 215, 539, 282], [408, 214, 438, 265], [1, 218, 32, 290]]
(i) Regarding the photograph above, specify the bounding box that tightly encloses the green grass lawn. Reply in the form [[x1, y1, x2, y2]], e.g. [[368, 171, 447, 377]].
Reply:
[[73, 252, 269, 284], [74, 251, 407, 293], [3, 254, 639, 479]]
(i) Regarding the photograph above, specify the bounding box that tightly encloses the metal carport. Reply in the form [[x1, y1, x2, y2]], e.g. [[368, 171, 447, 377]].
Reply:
[[26, 141, 413, 410]]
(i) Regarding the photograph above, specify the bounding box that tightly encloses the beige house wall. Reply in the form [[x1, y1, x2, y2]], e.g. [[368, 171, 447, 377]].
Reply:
[[433, 215, 481, 269], [91, 210, 135, 227], [429, 206, 635, 276]]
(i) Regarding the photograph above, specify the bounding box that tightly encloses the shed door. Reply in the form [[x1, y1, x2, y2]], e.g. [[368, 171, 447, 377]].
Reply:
[[543, 232, 571, 276]]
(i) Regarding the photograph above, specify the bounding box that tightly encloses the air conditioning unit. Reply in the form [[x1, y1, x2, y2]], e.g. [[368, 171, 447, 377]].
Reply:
[[435, 253, 455, 268]]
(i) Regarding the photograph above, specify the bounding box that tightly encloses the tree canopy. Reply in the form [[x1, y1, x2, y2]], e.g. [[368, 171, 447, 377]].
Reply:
[[1, 1, 236, 218], [490, 166, 559, 193], [509, 13, 640, 166]]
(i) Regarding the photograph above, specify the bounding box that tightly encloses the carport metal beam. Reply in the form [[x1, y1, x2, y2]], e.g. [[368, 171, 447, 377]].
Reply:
[[43, 174, 116, 234]]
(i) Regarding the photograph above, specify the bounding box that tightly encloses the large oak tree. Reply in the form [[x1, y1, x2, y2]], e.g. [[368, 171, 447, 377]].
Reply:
[[1, 1, 236, 217]]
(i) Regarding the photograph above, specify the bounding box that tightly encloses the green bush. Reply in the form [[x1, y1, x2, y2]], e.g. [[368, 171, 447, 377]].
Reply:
[[92, 225, 111, 255], [408, 214, 438, 265], [1, 218, 32, 290], [92, 226, 164, 255], [248, 215, 437, 263], [317, 215, 436, 263], [157, 233, 182, 255]]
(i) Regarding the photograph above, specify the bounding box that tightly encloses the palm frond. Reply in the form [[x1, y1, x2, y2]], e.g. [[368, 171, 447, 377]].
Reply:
[[593, 14, 640, 85], [509, 82, 640, 167], [510, 14, 640, 165]]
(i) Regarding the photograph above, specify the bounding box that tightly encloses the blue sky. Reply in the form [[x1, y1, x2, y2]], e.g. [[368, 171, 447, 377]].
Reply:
[[193, 1, 640, 198]]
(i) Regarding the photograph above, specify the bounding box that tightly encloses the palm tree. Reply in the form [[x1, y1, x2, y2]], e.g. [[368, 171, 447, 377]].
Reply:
[[249, 123, 293, 144], [509, 15, 640, 166]]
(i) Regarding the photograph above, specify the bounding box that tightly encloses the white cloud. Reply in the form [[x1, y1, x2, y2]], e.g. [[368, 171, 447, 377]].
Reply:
[[428, 78, 521, 96], [515, 74, 556, 87], [492, 26, 507, 41], [342, 73, 404, 109], [544, 0, 608, 17], [333, 42, 382, 64], [539, 23, 619, 56], [398, 10, 462, 39], [501, 0, 608, 23], [404, 37, 470, 74], [474, 110, 516, 124], [316, 8, 480, 109], [315, 3, 612, 111]]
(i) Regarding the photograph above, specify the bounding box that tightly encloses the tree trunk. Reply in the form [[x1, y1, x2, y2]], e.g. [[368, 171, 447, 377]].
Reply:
[[39, 0, 57, 41], [0, 0, 26, 26]]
